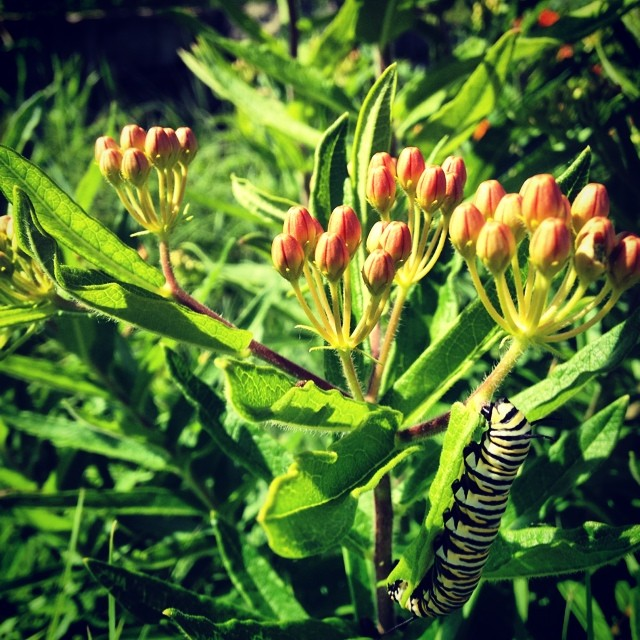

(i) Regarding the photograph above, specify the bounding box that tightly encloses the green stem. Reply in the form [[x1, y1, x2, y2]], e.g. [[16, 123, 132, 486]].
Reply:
[[467, 260, 513, 334], [338, 349, 364, 400]]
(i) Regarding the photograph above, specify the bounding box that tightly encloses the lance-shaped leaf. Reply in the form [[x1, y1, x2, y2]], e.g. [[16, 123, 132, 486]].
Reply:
[[230, 175, 296, 228], [0, 304, 56, 329], [556, 146, 591, 201]]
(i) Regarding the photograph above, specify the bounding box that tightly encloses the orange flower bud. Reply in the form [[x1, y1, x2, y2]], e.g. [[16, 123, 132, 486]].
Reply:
[[574, 234, 609, 283], [99, 148, 123, 186], [366, 220, 389, 253], [571, 183, 610, 232], [362, 249, 395, 295], [476, 220, 516, 274], [473, 180, 506, 219], [121, 148, 152, 187], [176, 127, 198, 165], [521, 174, 565, 232], [145, 126, 178, 169], [315, 232, 350, 281], [379, 220, 412, 264], [449, 202, 485, 260], [609, 233, 640, 290], [284, 206, 317, 257], [327, 205, 362, 257], [441, 155, 467, 191], [494, 193, 525, 243], [120, 124, 146, 151], [94, 136, 119, 164], [575, 216, 615, 256], [396, 147, 425, 195], [368, 152, 397, 177], [272, 233, 305, 282], [440, 171, 465, 216], [529, 218, 572, 278], [366, 166, 396, 215], [415, 164, 446, 213]]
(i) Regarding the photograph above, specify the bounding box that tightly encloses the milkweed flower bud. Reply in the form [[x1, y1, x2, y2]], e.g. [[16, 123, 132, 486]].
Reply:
[[415, 164, 446, 213], [284, 206, 318, 257], [441, 155, 467, 191], [449, 202, 485, 260], [494, 193, 525, 243], [176, 127, 198, 165], [368, 152, 397, 177], [120, 124, 146, 151], [529, 218, 572, 278], [476, 219, 516, 274], [99, 148, 123, 186], [609, 233, 640, 291], [145, 126, 179, 169], [327, 205, 361, 257], [440, 171, 465, 217], [272, 233, 305, 282], [379, 220, 412, 264], [366, 166, 396, 215], [362, 249, 395, 295], [574, 224, 613, 284], [366, 220, 389, 253], [473, 180, 506, 219], [94, 136, 119, 164], [521, 174, 565, 232], [571, 183, 610, 232], [315, 232, 350, 281], [575, 216, 615, 256], [121, 148, 152, 187], [396, 147, 425, 195]]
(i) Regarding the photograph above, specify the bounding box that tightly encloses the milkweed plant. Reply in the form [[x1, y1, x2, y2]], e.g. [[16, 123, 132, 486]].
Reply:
[[1, 54, 639, 640]]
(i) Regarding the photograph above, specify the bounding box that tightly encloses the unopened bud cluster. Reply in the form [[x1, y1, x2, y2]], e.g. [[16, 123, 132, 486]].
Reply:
[[0, 215, 55, 306], [272, 205, 408, 349], [95, 125, 198, 237], [450, 174, 640, 343], [366, 148, 466, 287]]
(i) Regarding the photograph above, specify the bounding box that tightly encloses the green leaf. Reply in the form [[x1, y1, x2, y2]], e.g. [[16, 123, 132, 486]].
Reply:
[[230, 175, 296, 227], [0, 304, 57, 329], [0, 147, 164, 292], [558, 580, 613, 640], [513, 309, 640, 421], [307, 0, 360, 71], [556, 146, 592, 201], [484, 522, 640, 579], [308, 113, 349, 223], [4, 410, 174, 471]]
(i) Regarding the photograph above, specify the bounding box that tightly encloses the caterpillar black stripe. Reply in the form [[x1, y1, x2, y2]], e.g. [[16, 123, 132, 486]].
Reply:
[[388, 398, 533, 618]]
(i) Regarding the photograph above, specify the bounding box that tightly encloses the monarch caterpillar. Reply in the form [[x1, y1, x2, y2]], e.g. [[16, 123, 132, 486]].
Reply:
[[388, 398, 533, 618]]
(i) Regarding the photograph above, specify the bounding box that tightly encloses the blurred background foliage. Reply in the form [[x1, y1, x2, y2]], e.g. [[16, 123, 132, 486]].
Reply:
[[1, 1, 639, 638]]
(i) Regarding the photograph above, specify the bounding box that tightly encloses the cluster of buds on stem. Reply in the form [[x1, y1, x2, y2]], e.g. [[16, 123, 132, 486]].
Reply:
[[95, 125, 198, 238], [0, 215, 55, 306], [366, 148, 466, 288], [450, 174, 640, 344], [272, 205, 408, 352]]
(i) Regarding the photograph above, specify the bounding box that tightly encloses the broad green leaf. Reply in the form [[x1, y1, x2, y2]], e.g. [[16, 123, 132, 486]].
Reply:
[[85, 559, 253, 623], [58, 267, 252, 355], [0, 488, 202, 516], [308, 113, 349, 223], [504, 397, 628, 528], [4, 410, 174, 472], [180, 42, 322, 148], [230, 175, 295, 227], [386, 403, 479, 605], [258, 409, 402, 558], [0, 147, 164, 292], [513, 309, 640, 421], [556, 146, 591, 201], [211, 516, 306, 620], [558, 580, 613, 640], [166, 349, 272, 481], [0, 304, 56, 329], [484, 522, 640, 579]]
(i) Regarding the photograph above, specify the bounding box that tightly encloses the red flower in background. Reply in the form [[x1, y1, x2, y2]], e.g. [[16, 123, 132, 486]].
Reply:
[[538, 8, 560, 27]]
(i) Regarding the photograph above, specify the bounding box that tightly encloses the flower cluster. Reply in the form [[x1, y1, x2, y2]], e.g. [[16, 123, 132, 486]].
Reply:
[[272, 205, 409, 350], [366, 147, 466, 288], [0, 215, 55, 306], [95, 125, 198, 237], [450, 174, 640, 344]]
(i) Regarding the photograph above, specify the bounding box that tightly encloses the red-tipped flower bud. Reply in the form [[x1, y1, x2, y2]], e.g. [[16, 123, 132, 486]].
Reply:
[[521, 174, 565, 232], [473, 180, 506, 219], [120, 124, 146, 151], [284, 206, 317, 257], [368, 152, 397, 177], [366, 166, 396, 216], [327, 205, 362, 257], [315, 232, 350, 281], [99, 148, 123, 186], [608, 233, 640, 290], [415, 164, 446, 213], [272, 233, 305, 282], [94, 136, 119, 164], [145, 126, 178, 169], [396, 147, 425, 195], [362, 249, 395, 295], [571, 183, 610, 232], [176, 127, 198, 165], [366, 220, 389, 253], [449, 202, 485, 260], [574, 232, 610, 284], [441, 171, 465, 216], [121, 148, 152, 187], [529, 218, 572, 278], [441, 155, 467, 191], [379, 220, 412, 264], [476, 220, 516, 274], [575, 216, 615, 256], [494, 193, 525, 243]]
